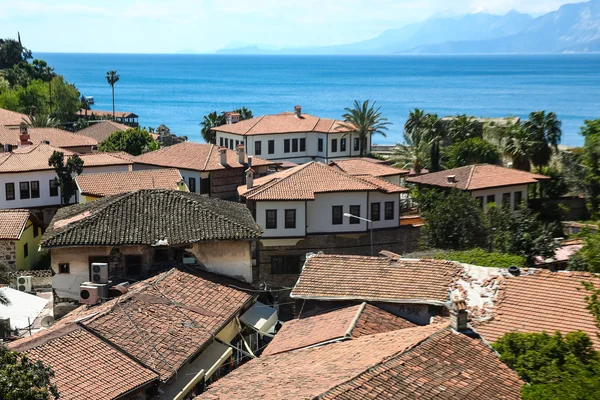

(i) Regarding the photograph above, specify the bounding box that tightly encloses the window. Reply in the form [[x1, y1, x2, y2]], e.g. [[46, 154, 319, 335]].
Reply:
[[354, 138, 360, 151], [30, 181, 40, 198], [188, 177, 197, 193], [331, 138, 338, 153], [23, 243, 28, 258], [49, 180, 58, 197], [5, 183, 14, 201], [153, 248, 170, 263], [19, 182, 30, 199], [229, 140, 234, 150], [255, 141, 262, 155], [300, 138, 306, 152], [318, 138, 324, 152], [340, 138, 347, 152], [385, 201, 395, 220], [502, 193, 511, 208], [486, 194, 496, 205], [125, 255, 143, 277], [268, 140, 275, 154], [58, 263, 70, 274], [332, 206, 343, 225], [514, 191, 522, 207], [220, 137, 224, 146], [235, 140, 239, 148], [292, 138, 298, 152], [266, 209, 277, 229], [33, 225, 39, 238], [200, 178, 210, 194], [371, 202, 381, 221], [225, 138, 229, 148], [476, 196, 484, 208], [271, 255, 301, 275], [285, 209, 296, 229], [284, 139, 290, 153], [349, 205, 361, 224]]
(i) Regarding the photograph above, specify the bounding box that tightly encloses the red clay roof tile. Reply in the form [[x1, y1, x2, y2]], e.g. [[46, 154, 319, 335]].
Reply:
[[76, 168, 183, 197], [329, 158, 409, 177]]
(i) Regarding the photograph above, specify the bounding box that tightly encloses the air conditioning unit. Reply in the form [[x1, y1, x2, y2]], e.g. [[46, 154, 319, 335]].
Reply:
[[91, 263, 109, 284], [17, 276, 32, 292], [79, 282, 108, 305]]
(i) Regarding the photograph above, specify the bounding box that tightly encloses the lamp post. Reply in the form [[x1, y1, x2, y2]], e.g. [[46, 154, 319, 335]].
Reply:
[[343, 213, 374, 256]]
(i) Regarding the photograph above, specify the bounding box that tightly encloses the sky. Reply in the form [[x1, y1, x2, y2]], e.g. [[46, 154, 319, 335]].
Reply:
[[0, 0, 583, 53]]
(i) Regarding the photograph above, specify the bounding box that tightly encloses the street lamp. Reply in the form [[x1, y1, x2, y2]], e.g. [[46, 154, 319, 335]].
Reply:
[[343, 213, 374, 256]]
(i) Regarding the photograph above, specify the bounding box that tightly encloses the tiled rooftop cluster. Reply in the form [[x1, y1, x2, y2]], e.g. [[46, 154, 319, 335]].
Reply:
[[76, 168, 183, 197], [0, 126, 97, 149], [41, 189, 262, 248], [0, 107, 29, 126]]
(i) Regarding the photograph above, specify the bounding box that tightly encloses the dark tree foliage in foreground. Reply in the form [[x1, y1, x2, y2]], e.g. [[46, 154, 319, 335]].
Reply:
[[0, 346, 59, 399], [48, 151, 84, 205]]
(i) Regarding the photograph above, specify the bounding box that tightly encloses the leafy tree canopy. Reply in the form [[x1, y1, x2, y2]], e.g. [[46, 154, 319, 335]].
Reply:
[[98, 127, 158, 156], [0, 38, 32, 70], [445, 137, 501, 169], [0, 346, 59, 399], [342, 100, 391, 157], [48, 151, 84, 205]]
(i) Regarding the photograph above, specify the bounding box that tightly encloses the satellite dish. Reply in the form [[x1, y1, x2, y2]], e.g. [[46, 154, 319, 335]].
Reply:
[[40, 316, 55, 328]]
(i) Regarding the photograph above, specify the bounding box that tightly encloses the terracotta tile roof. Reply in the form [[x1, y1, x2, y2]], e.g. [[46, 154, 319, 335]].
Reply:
[[212, 112, 354, 136], [0, 143, 132, 173], [11, 325, 159, 400], [75, 120, 130, 143], [319, 329, 523, 400], [353, 174, 408, 193], [0, 126, 97, 149], [76, 168, 183, 197], [76, 109, 138, 119], [239, 162, 405, 201], [41, 189, 262, 248], [291, 253, 463, 305], [199, 324, 446, 400], [473, 269, 600, 348], [406, 164, 548, 191], [0, 107, 29, 126], [10, 268, 254, 384], [0, 209, 30, 240], [329, 158, 409, 177], [263, 303, 416, 356], [134, 141, 274, 172]]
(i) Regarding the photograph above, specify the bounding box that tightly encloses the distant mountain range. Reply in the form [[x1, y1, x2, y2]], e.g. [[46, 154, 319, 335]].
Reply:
[[216, 0, 600, 54]]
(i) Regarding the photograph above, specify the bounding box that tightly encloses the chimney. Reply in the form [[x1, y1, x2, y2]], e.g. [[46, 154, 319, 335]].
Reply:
[[246, 168, 254, 190], [450, 297, 468, 332], [446, 175, 457, 184], [231, 113, 241, 124], [237, 144, 245, 164], [294, 105, 302, 118], [219, 146, 228, 166], [247, 155, 253, 170], [223, 112, 233, 125], [19, 123, 31, 147]]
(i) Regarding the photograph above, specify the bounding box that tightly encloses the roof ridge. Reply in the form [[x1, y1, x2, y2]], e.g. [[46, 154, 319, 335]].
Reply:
[[245, 115, 266, 135], [243, 162, 317, 199], [202, 144, 215, 171], [464, 165, 476, 190]]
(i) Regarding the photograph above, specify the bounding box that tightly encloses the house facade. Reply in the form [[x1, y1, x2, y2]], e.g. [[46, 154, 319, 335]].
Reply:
[[41, 189, 262, 300], [406, 164, 549, 211], [133, 141, 275, 200], [213, 106, 370, 165], [76, 109, 139, 127], [0, 209, 46, 271]]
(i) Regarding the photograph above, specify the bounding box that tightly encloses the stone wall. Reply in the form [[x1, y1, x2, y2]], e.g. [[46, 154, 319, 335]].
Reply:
[[0, 240, 17, 271], [257, 225, 422, 288], [211, 169, 245, 200]]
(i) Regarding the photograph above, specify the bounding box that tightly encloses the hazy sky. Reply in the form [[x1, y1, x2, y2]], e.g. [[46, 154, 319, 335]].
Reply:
[[0, 0, 582, 53]]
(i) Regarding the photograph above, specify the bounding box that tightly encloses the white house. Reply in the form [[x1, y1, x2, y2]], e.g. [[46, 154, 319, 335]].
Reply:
[[405, 164, 549, 211], [0, 142, 133, 223], [213, 106, 370, 165]]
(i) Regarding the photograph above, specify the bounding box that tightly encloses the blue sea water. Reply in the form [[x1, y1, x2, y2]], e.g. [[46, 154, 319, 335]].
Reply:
[[36, 53, 600, 147]]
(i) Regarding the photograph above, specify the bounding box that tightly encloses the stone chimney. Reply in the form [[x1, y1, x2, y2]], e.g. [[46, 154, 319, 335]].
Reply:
[[218, 146, 228, 166], [237, 144, 245, 164], [246, 168, 254, 190], [450, 297, 468, 332], [247, 155, 253, 170], [19, 123, 31, 147], [294, 105, 302, 118], [231, 112, 241, 124], [223, 112, 233, 125], [446, 175, 457, 184]]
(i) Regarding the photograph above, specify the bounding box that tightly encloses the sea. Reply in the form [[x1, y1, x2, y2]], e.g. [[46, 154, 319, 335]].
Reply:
[[36, 53, 600, 147]]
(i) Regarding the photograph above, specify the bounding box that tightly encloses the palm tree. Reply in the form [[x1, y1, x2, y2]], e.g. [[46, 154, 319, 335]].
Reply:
[[404, 108, 427, 138], [448, 114, 480, 142], [501, 122, 535, 171], [105, 70, 120, 120], [200, 112, 225, 144], [342, 100, 391, 157], [523, 111, 562, 168], [233, 107, 253, 121], [25, 113, 58, 128], [391, 129, 428, 174], [422, 113, 445, 172]]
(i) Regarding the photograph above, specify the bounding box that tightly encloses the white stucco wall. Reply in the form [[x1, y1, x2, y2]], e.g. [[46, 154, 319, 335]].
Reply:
[[255, 201, 306, 238], [307, 192, 368, 234], [471, 184, 529, 211], [369, 192, 401, 229], [189, 241, 253, 283]]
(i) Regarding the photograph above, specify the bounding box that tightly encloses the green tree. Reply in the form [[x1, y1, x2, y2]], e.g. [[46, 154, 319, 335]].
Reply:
[[445, 137, 501, 168], [501, 122, 535, 171], [569, 232, 600, 273], [342, 100, 391, 157], [50, 76, 81, 121], [422, 113, 445, 172], [26, 113, 59, 128], [402, 109, 445, 172], [49, 151, 84, 205], [200, 111, 224, 144], [447, 114, 481, 142], [493, 331, 600, 400], [0, 346, 59, 399], [105, 70, 119, 120], [581, 120, 600, 216], [390, 128, 428, 174], [98, 127, 157, 156], [418, 188, 488, 250], [0, 37, 32, 69], [523, 111, 562, 169], [233, 107, 253, 120]]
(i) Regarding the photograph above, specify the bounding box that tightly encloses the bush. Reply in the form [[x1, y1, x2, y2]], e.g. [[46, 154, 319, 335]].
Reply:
[[434, 248, 525, 269]]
